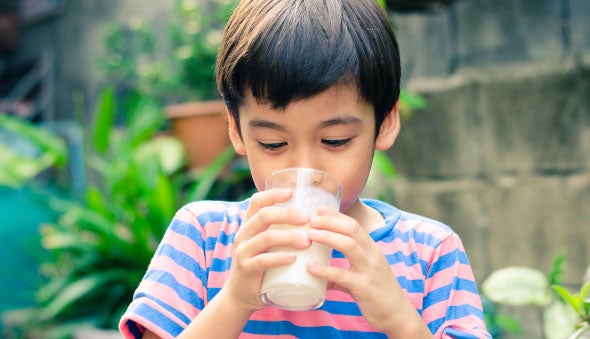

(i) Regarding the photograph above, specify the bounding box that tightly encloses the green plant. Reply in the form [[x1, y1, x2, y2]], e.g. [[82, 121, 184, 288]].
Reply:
[[1, 87, 250, 337], [482, 253, 590, 338], [0, 114, 67, 188], [102, 0, 237, 105], [552, 282, 590, 338]]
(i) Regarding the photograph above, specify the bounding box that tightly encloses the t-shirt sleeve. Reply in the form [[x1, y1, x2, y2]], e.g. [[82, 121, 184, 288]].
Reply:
[[119, 204, 209, 339], [422, 232, 492, 339]]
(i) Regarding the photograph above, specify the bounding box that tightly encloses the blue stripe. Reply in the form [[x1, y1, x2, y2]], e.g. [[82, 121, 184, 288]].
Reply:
[[134, 303, 185, 337], [196, 207, 243, 228], [143, 269, 204, 309], [424, 278, 479, 307], [210, 256, 232, 273], [426, 305, 486, 335], [443, 326, 491, 339], [157, 243, 206, 282], [427, 248, 470, 279], [321, 299, 362, 316], [244, 320, 387, 338], [169, 219, 205, 249], [392, 227, 444, 249], [446, 304, 485, 322], [396, 275, 425, 294], [133, 292, 192, 326], [206, 230, 236, 251], [427, 316, 445, 335], [385, 250, 429, 273]]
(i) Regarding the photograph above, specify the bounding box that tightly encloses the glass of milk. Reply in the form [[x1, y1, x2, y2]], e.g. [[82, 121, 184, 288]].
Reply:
[[261, 167, 342, 311]]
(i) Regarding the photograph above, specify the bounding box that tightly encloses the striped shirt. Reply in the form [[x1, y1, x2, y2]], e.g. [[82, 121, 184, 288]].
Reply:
[[119, 199, 491, 338]]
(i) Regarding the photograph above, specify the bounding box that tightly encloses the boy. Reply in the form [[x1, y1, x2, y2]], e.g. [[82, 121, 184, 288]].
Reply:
[[119, 0, 491, 338]]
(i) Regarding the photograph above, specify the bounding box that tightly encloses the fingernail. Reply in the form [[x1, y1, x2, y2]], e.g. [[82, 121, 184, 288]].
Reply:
[[286, 252, 298, 260], [308, 229, 319, 237]]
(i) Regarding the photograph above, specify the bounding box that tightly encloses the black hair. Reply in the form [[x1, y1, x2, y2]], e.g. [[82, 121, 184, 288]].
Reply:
[[216, 0, 401, 136]]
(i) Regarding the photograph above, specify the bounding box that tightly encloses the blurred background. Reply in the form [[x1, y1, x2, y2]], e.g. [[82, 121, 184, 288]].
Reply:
[[0, 0, 589, 338]]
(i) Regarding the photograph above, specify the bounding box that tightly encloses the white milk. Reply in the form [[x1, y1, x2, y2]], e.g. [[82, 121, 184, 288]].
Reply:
[[261, 185, 339, 311]]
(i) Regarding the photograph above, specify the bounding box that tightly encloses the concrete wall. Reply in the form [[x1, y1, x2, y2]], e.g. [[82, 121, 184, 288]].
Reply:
[[389, 0, 590, 285], [387, 1, 589, 336]]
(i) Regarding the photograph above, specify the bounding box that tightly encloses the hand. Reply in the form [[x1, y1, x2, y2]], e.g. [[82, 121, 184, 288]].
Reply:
[[306, 207, 430, 337], [222, 188, 311, 313]]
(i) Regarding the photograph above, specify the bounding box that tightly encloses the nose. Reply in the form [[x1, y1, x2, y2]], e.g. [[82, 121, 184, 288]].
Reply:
[[290, 146, 318, 169]]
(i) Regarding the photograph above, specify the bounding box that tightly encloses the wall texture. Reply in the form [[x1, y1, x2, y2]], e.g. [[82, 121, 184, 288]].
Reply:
[[388, 1, 589, 336]]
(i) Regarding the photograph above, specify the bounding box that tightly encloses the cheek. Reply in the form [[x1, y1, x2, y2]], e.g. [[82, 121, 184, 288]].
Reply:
[[336, 163, 373, 212]]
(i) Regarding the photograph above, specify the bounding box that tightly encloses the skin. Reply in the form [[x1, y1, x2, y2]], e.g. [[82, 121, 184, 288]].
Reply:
[[144, 84, 433, 338]]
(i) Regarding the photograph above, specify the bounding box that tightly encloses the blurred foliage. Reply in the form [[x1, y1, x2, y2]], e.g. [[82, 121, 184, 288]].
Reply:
[[482, 253, 590, 338], [0, 114, 67, 188], [100, 0, 237, 105], [1, 87, 250, 337]]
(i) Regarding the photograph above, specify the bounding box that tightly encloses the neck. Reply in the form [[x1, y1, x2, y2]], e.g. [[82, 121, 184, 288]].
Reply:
[[345, 199, 385, 233]]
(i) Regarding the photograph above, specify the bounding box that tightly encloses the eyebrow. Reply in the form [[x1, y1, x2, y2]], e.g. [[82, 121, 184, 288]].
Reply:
[[248, 116, 363, 130]]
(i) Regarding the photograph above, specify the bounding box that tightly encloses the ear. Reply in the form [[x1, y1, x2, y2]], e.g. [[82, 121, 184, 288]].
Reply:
[[375, 100, 401, 151], [228, 110, 247, 155]]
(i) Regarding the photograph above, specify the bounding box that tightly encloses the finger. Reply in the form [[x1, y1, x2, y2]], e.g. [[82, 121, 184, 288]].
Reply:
[[239, 251, 298, 275], [237, 205, 309, 242], [237, 228, 312, 261], [307, 228, 370, 268], [307, 261, 360, 291], [246, 188, 293, 220], [310, 212, 375, 250]]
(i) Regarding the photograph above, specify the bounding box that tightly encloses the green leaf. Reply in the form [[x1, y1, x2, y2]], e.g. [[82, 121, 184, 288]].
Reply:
[[92, 86, 116, 153], [482, 266, 552, 306], [494, 314, 523, 334], [185, 145, 236, 202], [552, 285, 580, 313], [373, 151, 397, 178], [39, 269, 128, 321], [400, 90, 428, 110], [548, 251, 566, 287], [126, 93, 165, 146], [580, 281, 590, 305], [0, 114, 68, 167]]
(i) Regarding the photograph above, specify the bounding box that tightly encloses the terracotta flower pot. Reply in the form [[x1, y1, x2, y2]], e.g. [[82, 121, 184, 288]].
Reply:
[[165, 100, 231, 169]]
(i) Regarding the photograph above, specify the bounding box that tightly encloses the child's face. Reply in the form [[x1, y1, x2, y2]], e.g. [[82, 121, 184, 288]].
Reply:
[[229, 84, 399, 214]]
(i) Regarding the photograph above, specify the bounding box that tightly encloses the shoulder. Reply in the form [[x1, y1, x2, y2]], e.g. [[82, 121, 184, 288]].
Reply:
[[364, 198, 458, 248], [176, 199, 249, 224]]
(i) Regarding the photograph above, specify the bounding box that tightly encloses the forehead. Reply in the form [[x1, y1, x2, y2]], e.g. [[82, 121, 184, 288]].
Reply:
[[240, 84, 375, 131]]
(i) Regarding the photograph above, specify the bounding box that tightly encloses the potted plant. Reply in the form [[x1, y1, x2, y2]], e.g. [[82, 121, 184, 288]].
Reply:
[[102, 0, 238, 169]]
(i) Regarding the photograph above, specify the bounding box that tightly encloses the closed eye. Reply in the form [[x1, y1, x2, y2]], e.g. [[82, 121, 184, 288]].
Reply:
[[257, 141, 287, 151], [322, 138, 352, 148]]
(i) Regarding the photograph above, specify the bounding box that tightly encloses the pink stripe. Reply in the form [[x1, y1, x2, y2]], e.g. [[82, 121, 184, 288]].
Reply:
[[250, 308, 376, 332], [137, 280, 201, 318], [206, 242, 234, 266], [426, 263, 476, 291], [396, 218, 452, 241], [148, 255, 207, 301], [164, 231, 206, 263], [208, 270, 230, 288], [391, 261, 425, 280]]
